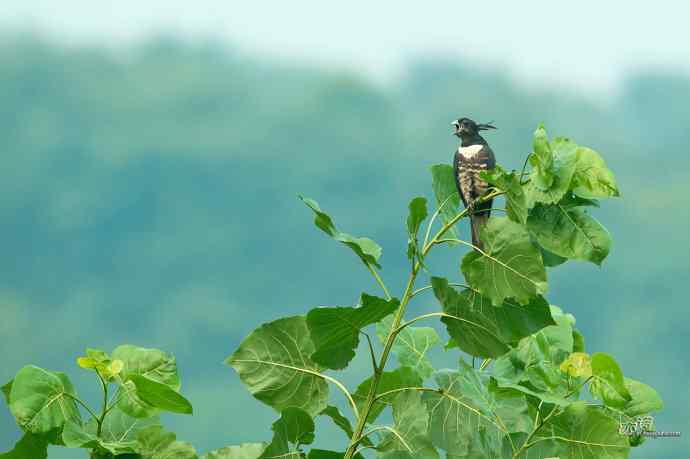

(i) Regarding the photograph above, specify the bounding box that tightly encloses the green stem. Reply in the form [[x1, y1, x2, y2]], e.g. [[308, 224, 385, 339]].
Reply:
[[343, 190, 503, 459], [519, 153, 533, 184], [409, 282, 471, 299], [372, 386, 442, 403], [63, 393, 100, 422], [96, 374, 109, 438], [422, 193, 455, 249], [362, 332, 379, 373], [366, 262, 392, 300]]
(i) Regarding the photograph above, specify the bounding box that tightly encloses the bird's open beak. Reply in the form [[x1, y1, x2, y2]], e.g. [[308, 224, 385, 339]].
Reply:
[[451, 121, 461, 136]]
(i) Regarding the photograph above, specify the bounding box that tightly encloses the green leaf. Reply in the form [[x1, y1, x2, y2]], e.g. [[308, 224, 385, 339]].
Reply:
[[590, 353, 632, 408], [1, 380, 12, 406], [528, 203, 612, 265], [95, 406, 160, 451], [319, 406, 354, 439], [522, 402, 629, 458], [353, 367, 422, 423], [130, 375, 193, 415], [622, 378, 663, 417], [530, 124, 553, 189], [559, 352, 592, 378], [376, 315, 440, 379], [319, 406, 374, 448], [8, 365, 81, 433], [62, 421, 101, 451], [406, 196, 428, 261], [538, 245, 567, 267], [136, 425, 198, 459], [481, 166, 527, 224], [201, 444, 267, 459], [423, 363, 529, 457], [571, 146, 620, 199], [430, 164, 461, 239], [461, 217, 547, 306], [63, 407, 161, 455], [299, 195, 383, 268], [0, 433, 50, 459], [491, 308, 575, 401], [307, 294, 399, 370], [261, 408, 315, 459], [431, 278, 555, 358], [226, 316, 329, 416], [111, 345, 181, 418], [378, 390, 439, 459], [526, 137, 577, 206], [572, 328, 586, 353]]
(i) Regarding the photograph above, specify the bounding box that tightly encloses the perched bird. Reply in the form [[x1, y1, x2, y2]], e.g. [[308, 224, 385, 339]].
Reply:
[[451, 117, 497, 251]]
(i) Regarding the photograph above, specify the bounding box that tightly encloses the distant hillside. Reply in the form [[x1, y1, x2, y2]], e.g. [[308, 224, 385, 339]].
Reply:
[[0, 38, 688, 458]]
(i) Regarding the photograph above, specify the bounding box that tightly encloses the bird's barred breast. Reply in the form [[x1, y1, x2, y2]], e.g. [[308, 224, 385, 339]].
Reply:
[[457, 146, 491, 200]]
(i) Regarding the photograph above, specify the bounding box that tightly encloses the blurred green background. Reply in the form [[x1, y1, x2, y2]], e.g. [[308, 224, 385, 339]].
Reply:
[[1, 2, 689, 457]]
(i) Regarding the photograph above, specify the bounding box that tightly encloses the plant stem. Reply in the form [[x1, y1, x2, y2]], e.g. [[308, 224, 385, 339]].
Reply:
[[344, 193, 505, 459], [365, 262, 391, 300], [409, 282, 471, 299], [63, 393, 100, 422], [95, 374, 109, 438]]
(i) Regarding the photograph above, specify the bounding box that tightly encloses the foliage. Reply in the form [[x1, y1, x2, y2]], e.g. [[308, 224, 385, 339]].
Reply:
[[1, 124, 663, 458]]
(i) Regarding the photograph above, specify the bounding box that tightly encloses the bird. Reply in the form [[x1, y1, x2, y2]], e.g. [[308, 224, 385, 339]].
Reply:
[[451, 117, 497, 251]]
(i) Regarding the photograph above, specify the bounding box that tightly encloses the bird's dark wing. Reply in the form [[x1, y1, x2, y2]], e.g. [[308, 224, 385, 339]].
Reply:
[[453, 151, 468, 209]]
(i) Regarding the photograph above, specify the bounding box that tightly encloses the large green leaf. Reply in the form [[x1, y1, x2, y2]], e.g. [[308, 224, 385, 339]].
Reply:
[[112, 345, 181, 418], [377, 390, 439, 459], [528, 203, 611, 265], [492, 307, 575, 401], [520, 402, 630, 458], [571, 146, 620, 199], [526, 136, 577, 206], [430, 164, 461, 239], [461, 218, 547, 306], [307, 294, 399, 370], [481, 166, 528, 224], [136, 425, 198, 459], [261, 408, 315, 459], [406, 196, 428, 262], [226, 316, 329, 416], [8, 365, 81, 434], [0, 433, 50, 459], [130, 375, 193, 415], [621, 378, 663, 417], [63, 407, 160, 455], [352, 367, 422, 423], [590, 352, 632, 409], [202, 443, 267, 459], [299, 196, 383, 268], [376, 315, 440, 379], [431, 277, 555, 358], [423, 363, 529, 457]]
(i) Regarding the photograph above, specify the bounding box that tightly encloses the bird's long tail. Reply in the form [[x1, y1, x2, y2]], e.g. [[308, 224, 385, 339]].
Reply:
[[470, 214, 488, 251]]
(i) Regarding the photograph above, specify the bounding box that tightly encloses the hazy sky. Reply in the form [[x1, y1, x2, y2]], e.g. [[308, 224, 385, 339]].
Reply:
[[2, 1, 689, 96]]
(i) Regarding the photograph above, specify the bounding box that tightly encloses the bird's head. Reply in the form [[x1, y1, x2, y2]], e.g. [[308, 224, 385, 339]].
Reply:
[[452, 117, 497, 139]]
